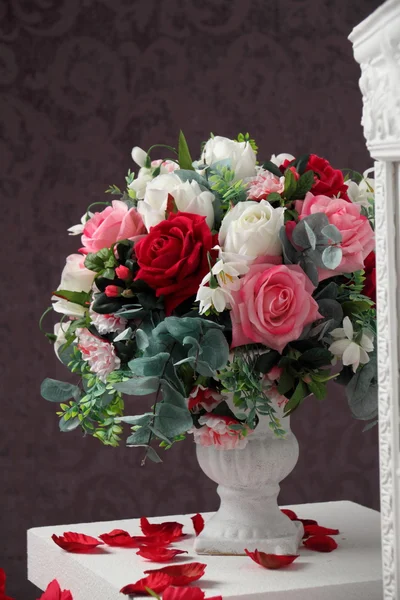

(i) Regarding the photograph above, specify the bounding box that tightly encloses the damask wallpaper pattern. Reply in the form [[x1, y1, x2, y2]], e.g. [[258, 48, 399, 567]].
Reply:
[[1, 0, 382, 597]]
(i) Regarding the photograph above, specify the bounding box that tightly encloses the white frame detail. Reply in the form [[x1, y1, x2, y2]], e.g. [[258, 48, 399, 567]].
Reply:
[[350, 2, 400, 598]]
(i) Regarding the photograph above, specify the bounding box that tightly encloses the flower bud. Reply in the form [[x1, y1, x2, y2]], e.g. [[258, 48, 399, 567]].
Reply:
[[105, 285, 122, 298], [131, 146, 148, 168], [115, 265, 131, 281]]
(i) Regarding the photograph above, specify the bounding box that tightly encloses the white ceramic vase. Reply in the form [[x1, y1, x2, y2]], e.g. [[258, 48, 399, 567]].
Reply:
[[194, 400, 303, 555]]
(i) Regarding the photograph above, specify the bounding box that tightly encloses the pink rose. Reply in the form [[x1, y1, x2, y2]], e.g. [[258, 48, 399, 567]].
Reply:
[[296, 192, 375, 277], [247, 170, 284, 201], [230, 262, 321, 353], [192, 414, 250, 450], [81, 200, 146, 254]]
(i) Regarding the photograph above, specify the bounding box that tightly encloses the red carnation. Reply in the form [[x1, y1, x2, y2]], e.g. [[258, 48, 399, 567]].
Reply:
[[134, 212, 216, 315], [363, 251, 376, 303], [305, 154, 349, 200]]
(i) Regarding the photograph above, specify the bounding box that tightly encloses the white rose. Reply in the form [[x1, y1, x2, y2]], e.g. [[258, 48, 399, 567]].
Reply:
[[270, 153, 295, 167], [219, 200, 284, 258], [201, 135, 256, 181], [137, 172, 215, 231], [52, 254, 95, 318]]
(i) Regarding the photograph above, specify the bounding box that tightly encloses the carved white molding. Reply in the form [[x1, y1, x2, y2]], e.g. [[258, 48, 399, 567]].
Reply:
[[350, 2, 400, 598]]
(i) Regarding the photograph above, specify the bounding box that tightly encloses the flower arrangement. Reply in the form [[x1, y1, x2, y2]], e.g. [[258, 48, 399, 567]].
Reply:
[[40, 132, 377, 463]]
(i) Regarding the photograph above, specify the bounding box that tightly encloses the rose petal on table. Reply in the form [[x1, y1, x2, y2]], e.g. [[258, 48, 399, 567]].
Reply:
[[303, 524, 339, 539], [281, 509, 298, 521], [303, 535, 338, 552], [0, 568, 16, 600], [37, 579, 73, 600], [99, 529, 140, 547], [144, 563, 207, 586], [162, 587, 222, 600], [245, 549, 299, 569], [51, 532, 103, 553], [120, 573, 173, 595], [137, 547, 188, 562], [131, 533, 177, 546], [140, 517, 184, 540], [296, 518, 318, 527], [191, 514, 205, 536]]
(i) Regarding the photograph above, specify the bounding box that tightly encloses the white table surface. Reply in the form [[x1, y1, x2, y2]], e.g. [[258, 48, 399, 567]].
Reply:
[[27, 500, 383, 600]]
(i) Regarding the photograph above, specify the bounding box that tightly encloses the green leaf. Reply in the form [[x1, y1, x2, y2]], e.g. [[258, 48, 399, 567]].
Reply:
[[136, 329, 149, 351], [321, 224, 342, 244], [52, 290, 90, 307], [145, 446, 163, 463], [102, 268, 115, 280], [155, 403, 193, 438], [342, 300, 372, 317], [145, 587, 161, 599], [126, 427, 151, 446], [117, 413, 153, 426], [178, 130, 194, 171], [295, 169, 314, 198], [113, 327, 133, 342], [59, 416, 80, 432], [41, 379, 80, 402], [148, 425, 172, 445], [261, 161, 282, 177], [307, 379, 326, 400], [304, 221, 316, 250], [84, 253, 104, 272], [267, 192, 282, 203], [284, 380, 307, 414], [255, 350, 281, 374], [129, 353, 170, 377], [277, 370, 295, 395], [161, 379, 187, 408], [283, 168, 297, 200], [294, 154, 310, 176], [298, 348, 333, 368], [113, 376, 159, 396], [346, 357, 378, 421]]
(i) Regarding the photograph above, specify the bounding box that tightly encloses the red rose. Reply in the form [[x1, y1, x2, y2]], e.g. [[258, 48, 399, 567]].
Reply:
[[306, 154, 349, 200], [135, 212, 216, 315], [363, 251, 376, 303]]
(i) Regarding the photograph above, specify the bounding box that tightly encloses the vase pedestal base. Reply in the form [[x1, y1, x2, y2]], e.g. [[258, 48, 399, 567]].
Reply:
[[194, 519, 303, 555]]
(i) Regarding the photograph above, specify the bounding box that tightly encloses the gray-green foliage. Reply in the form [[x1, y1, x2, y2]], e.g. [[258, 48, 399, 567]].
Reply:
[[112, 316, 230, 459], [345, 352, 378, 423], [280, 213, 343, 286]]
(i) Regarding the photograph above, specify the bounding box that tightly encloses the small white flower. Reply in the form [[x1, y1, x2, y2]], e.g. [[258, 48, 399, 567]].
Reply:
[[67, 212, 93, 236], [346, 168, 374, 208], [196, 284, 230, 314], [329, 316, 374, 373]]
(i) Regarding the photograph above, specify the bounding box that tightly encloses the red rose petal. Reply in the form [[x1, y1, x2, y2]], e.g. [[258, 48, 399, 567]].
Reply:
[[296, 518, 318, 527], [51, 532, 103, 553], [303, 535, 338, 552], [144, 563, 207, 586], [162, 587, 223, 600], [140, 517, 184, 541], [245, 549, 299, 569], [131, 533, 178, 546], [191, 514, 205, 536], [0, 568, 15, 600], [281, 509, 298, 521], [99, 529, 139, 547], [120, 573, 173, 595], [38, 579, 73, 600], [303, 525, 339, 539], [137, 547, 188, 562]]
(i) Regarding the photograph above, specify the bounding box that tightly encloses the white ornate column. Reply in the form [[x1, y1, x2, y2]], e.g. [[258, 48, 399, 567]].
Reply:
[[350, 2, 400, 598]]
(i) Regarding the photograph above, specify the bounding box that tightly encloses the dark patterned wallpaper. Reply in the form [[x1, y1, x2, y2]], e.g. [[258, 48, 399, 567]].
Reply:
[[1, 0, 382, 597]]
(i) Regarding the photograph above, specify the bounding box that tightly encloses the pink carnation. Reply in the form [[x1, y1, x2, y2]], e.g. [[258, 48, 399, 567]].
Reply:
[[81, 200, 146, 254], [89, 308, 127, 335], [77, 328, 120, 382], [192, 414, 250, 450], [188, 386, 223, 412], [296, 192, 375, 278], [230, 261, 321, 353], [247, 170, 284, 201]]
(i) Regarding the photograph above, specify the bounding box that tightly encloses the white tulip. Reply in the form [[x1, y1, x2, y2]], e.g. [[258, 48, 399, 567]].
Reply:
[[329, 316, 374, 373], [219, 200, 284, 258], [201, 135, 257, 181], [52, 254, 95, 318], [137, 172, 215, 231]]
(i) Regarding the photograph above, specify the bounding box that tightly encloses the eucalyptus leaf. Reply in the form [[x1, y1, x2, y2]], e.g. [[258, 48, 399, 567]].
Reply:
[[155, 403, 193, 438], [136, 329, 149, 351], [304, 221, 316, 250], [116, 413, 153, 426], [41, 378, 80, 403], [346, 358, 378, 421], [126, 427, 151, 446], [113, 327, 133, 342], [113, 376, 159, 396], [322, 245, 342, 270], [59, 416, 80, 432], [128, 352, 170, 377], [321, 224, 342, 244], [145, 446, 163, 463]]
